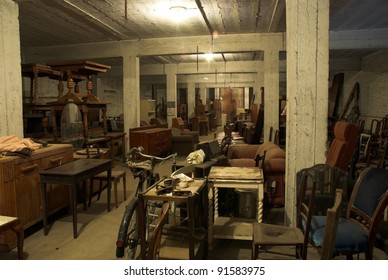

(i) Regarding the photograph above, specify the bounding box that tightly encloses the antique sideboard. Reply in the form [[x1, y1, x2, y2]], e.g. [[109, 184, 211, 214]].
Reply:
[[0, 144, 73, 251]]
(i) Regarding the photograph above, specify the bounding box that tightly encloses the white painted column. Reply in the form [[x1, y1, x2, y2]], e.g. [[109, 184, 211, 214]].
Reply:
[[0, 0, 23, 137], [285, 0, 329, 225], [123, 55, 140, 150], [187, 78, 195, 119], [263, 37, 280, 141], [165, 64, 177, 127]]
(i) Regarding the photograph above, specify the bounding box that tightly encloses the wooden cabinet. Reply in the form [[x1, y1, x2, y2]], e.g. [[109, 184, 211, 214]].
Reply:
[[130, 127, 171, 156], [140, 99, 156, 123], [0, 144, 73, 251]]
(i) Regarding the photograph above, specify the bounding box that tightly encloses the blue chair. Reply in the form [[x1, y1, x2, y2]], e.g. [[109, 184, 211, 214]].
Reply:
[[309, 167, 388, 259]]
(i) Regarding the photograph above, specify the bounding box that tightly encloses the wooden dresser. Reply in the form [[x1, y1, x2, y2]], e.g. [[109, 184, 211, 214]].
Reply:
[[130, 127, 172, 156], [0, 144, 73, 251]]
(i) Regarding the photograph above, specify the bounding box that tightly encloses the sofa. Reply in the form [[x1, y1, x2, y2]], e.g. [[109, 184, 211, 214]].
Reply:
[[226, 141, 286, 206]]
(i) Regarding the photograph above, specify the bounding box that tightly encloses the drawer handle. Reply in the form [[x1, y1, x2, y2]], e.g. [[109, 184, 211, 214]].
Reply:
[[49, 157, 63, 165], [21, 164, 38, 173]]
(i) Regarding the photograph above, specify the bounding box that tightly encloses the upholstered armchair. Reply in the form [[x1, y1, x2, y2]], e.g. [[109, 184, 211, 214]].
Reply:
[[170, 127, 199, 156], [226, 142, 286, 206], [326, 121, 360, 171]]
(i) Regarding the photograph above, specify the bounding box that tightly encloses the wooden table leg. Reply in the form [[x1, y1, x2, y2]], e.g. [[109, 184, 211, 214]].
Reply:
[[72, 183, 78, 239], [41, 182, 48, 235]]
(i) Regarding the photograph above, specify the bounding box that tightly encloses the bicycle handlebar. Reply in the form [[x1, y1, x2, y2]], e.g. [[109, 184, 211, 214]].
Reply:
[[126, 147, 177, 171]]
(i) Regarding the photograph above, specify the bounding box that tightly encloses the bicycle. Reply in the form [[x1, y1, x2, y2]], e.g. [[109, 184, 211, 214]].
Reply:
[[115, 146, 177, 259]]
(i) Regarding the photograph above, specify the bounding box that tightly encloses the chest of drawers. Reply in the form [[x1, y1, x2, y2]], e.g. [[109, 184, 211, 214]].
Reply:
[[0, 144, 73, 251], [130, 128, 172, 156]]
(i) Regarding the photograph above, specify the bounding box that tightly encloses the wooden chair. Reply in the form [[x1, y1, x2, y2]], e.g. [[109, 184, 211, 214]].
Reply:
[[308, 167, 388, 259], [86, 145, 127, 208], [312, 189, 344, 259], [252, 169, 318, 259], [0, 216, 24, 259], [145, 203, 170, 259]]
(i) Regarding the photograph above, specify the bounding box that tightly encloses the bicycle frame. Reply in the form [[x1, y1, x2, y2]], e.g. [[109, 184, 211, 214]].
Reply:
[[115, 147, 176, 259]]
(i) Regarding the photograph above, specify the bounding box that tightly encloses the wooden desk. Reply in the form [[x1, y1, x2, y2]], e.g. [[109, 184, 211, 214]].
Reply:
[[208, 166, 264, 244], [138, 179, 208, 260], [40, 159, 112, 238]]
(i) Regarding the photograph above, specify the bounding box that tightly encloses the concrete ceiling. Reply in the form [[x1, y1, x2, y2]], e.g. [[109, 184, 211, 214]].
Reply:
[[15, 0, 388, 66]]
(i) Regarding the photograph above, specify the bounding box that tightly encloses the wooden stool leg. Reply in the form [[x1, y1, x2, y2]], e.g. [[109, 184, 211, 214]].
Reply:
[[97, 179, 103, 201]]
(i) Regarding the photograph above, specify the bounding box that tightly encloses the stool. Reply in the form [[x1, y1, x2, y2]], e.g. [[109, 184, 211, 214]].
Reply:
[[90, 170, 127, 208], [0, 216, 24, 259]]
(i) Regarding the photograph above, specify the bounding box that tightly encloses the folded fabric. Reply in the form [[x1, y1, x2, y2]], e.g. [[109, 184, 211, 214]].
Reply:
[[0, 134, 42, 155], [186, 149, 205, 164]]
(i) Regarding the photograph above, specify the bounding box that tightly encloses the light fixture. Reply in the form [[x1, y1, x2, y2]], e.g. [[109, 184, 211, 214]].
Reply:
[[204, 52, 214, 61], [169, 6, 187, 22]]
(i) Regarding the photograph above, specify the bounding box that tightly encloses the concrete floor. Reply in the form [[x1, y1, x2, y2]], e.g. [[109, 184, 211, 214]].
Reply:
[[1, 130, 387, 260]]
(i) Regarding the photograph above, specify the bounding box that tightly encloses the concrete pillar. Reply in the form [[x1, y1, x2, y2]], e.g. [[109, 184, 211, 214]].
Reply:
[[187, 79, 195, 119], [244, 87, 250, 108], [285, 0, 329, 225], [165, 64, 177, 126], [123, 56, 140, 150], [0, 0, 23, 137], [264, 38, 280, 141], [199, 84, 206, 102], [253, 71, 264, 106]]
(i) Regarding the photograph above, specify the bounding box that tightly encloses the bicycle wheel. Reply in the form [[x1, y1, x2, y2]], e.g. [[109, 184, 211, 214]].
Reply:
[[116, 198, 139, 259]]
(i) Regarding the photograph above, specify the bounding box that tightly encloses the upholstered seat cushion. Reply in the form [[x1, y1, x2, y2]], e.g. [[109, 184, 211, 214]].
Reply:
[[309, 216, 368, 253]]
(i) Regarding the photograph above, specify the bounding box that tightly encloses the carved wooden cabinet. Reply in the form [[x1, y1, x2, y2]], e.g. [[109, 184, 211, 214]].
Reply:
[[130, 127, 171, 156], [0, 144, 73, 251]]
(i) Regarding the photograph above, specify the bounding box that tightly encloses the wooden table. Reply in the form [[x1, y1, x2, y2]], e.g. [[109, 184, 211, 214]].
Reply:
[[40, 158, 112, 238], [208, 166, 264, 244], [138, 179, 208, 259]]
